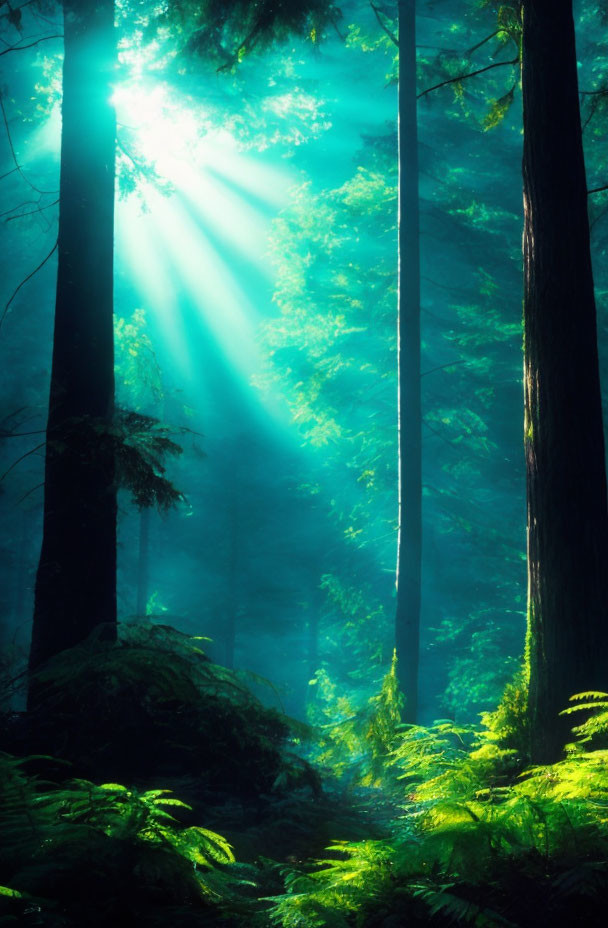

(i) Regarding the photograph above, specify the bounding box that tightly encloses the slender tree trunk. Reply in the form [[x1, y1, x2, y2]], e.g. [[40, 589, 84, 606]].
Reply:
[[522, 0, 608, 763], [395, 0, 422, 723], [29, 0, 117, 688], [136, 508, 150, 618]]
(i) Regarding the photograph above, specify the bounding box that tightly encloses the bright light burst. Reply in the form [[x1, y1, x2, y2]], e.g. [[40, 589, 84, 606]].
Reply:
[[112, 82, 202, 174], [113, 81, 295, 387]]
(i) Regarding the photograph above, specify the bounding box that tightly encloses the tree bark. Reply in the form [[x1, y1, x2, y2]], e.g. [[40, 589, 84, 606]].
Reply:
[[395, 0, 422, 723], [522, 0, 608, 763], [29, 0, 117, 687]]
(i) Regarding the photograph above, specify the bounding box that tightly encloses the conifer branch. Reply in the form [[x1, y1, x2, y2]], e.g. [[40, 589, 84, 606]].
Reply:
[[370, 2, 398, 48], [15, 481, 43, 505], [421, 360, 467, 378], [417, 56, 520, 99], [0, 92, 58, 195], [5, 197, 59, 222], [466, 31, 500, 56], [0, 33, 61, 55], [0, 239, 58, 333], [0, 442, 46, 483]]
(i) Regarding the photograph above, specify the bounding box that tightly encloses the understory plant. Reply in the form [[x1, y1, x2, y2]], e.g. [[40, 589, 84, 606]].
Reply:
[[269, 686, 608, 927], [306, 652, 404, 787], [0, 753, 237, 927], [2, 622, 309, 797]]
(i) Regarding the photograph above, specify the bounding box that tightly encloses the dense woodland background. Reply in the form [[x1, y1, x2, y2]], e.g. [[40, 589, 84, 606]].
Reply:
[[0, 0, 532, 721], [1, 1, 608, 926]]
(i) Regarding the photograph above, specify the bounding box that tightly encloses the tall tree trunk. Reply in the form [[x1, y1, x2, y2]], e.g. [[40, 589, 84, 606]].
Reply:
[[522, 0, 608, 763], [136, 508, 150, 618], [29, 0, 117, 688], [395, 0, 422, 723]]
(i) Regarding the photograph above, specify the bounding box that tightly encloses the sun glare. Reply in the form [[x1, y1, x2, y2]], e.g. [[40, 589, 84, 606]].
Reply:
[[113, 80, 295, 394], [112, 82, 202, 174]]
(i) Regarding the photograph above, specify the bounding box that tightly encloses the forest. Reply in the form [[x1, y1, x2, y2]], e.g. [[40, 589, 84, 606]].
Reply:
[[1, 0, 608, 924]]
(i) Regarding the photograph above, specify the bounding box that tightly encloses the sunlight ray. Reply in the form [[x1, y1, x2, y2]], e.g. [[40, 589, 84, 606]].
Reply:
[[168, 161, 279, 272], [145, 187, 261, 383], [199, 139, 293, 208], [116, 197, 194, 378]]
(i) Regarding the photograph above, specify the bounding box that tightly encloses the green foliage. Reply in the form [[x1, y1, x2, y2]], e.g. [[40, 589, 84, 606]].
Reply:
[[480, 668, 529, 757], [387, 670, 528, 804], [0, 753, 235, 927], [114, 308, 164, 408], [482, 84, 516, 131], [437, 613, 523, 719], [560, 691, 608, 746], [112, 409, 185, 509], [270, 698, 608, 928], [156, 0, 340, 69], [307, 655, 403, 788], [318, 574, 391, 670], [50, 410, 185, 511], [17, 623, 301, 796], [258, 34, 525, 716]]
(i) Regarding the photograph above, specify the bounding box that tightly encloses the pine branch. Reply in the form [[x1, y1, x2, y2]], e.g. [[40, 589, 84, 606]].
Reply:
[[418, 57, 520, 99], [5, 197, 59, 222], [421, 360, 468, 378], [0, 33, 62, 56], [0, 91, 58, 196], [0, 239, 58, 333], [370, 1, 398, 48], [0, 428, 46, 438], [15, 481, 43, 505], [466, 30, 501, 56], [0, 441, 46, 483]]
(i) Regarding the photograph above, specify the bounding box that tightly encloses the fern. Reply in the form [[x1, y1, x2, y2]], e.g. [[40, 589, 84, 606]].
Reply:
[[560, 692, 608, 745], [14, 622, 303, 799], [46, 410, 186, 511], [111, 408, 185, 509], [0, 754, 238, 926], [270, 681, 608, 927]]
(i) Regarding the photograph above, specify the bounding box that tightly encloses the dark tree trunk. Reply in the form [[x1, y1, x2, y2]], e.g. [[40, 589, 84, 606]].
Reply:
[[136, 508, 150, 618], [522, 0, 608, 763], [29, 0, 117, 688], [395, 0, 422, 723]]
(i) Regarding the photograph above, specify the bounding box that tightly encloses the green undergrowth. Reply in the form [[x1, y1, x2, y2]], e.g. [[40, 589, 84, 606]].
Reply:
[[269, 678, 608, 927], [306, 652, 405, 790], [3, 623, 312, 798], [0, 623, 382, 927], [0, 752, 253, 927], [3, 644, 608, 927], [0, 749, 385, 928]]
